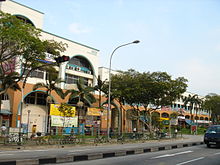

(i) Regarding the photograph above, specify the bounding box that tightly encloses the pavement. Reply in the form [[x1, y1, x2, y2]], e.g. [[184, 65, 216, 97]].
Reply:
[[0, 134, 204, 165]]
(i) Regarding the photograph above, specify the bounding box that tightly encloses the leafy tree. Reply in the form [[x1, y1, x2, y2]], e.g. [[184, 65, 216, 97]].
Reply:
[[109, 69, 188, 133], [203, 94, 220, 124], [0, 11, 67, 91]]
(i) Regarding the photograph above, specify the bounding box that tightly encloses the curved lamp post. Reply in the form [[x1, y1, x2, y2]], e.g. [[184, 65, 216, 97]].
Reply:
[[107, 40, 140, 140]]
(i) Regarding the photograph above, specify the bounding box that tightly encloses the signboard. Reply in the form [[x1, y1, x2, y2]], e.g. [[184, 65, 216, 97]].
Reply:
[[87, 108, 101, 116], [51, 115, 78, 127], [50, 104, 76, 117]]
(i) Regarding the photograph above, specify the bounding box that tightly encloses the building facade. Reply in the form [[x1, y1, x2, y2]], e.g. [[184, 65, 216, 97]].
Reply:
[[0, 0, 99, 134]]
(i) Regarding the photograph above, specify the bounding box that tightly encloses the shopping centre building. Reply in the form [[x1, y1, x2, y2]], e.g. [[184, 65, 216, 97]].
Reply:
[[0, 0, 99, 134], [0, 0, 210, 135]]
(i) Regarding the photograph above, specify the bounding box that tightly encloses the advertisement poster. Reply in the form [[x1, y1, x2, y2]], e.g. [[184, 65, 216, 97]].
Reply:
[[51, 115, 78, 127], [87, 108, 101, 116], [50, 104, 76, 117]]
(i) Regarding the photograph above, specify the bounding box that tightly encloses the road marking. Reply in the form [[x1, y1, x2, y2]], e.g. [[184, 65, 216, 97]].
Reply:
[[176, 157, 204, 165], [151, 151, 193, 159], [68, 149, 93, 152], [0, 154, 14, 156], [214, 152, 220, 155]]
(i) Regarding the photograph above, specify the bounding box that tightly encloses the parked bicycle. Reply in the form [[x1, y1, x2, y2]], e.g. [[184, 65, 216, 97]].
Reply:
[[94, 136, 107, 144], [60, 135, 79, 145]]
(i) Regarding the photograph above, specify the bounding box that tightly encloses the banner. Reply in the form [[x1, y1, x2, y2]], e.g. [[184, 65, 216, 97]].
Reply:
[[51, 115, 78, 127], [87, 108, 101, 116], [50, 104, 76, 117]]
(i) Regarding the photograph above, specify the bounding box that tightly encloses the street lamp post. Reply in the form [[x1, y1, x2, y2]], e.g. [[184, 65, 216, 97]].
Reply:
[[27, 110, 31, 136], [107, 40, 140, 140]]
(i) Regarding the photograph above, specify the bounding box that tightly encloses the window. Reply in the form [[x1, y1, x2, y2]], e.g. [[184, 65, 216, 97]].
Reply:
[[1, 94, 9, 100], [66, 74, 78, 84], [23, 68, 44, 79], [30, 69, 44, 79], [36, 93, 47, 105], [24, 92, 47, 105], [24, 93, 35, 104]]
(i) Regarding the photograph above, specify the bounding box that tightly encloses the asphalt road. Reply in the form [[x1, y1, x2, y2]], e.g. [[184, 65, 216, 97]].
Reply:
[[53, 145, 220, 165], [0, 135, 202, 161]]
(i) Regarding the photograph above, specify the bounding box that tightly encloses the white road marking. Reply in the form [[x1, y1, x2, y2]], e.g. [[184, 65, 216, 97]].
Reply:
[[176, 157, 204, 165], [68, 149, 93, 152], [151, 151, 193, 159], [0, 154, 14, 156], [214, 152, 220, 155]]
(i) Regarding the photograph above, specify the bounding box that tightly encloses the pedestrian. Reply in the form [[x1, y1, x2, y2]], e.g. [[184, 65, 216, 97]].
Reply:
[[174, 128, 178, 138], [1, 124, 7, 137]]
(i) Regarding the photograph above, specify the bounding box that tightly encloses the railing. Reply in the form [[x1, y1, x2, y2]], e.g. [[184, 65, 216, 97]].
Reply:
[[0, 129, 183, 146]]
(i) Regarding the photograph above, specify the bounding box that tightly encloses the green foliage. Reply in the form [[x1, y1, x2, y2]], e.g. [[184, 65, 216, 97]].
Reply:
[[33, 66, 64, 100], [65, 78, 96, 106], [182, 94, 203, 120], [204, 94, 220, 124], [0, 11, 67, 91]]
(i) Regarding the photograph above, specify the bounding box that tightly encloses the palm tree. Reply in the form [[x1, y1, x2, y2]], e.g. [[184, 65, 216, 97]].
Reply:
[[94, 75, 107, 110], [94, 76, 107, 135], [182, 94, 201, 134], [65, 78, 96, 127], [33, 66, 64, 133], [182, 94, 198, 122]]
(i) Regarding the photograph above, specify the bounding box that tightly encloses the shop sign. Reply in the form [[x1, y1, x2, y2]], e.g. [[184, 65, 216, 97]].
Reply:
[[50, 104, 76, 117], [87, 108, 101, 116], [51, 115, 78, 127]]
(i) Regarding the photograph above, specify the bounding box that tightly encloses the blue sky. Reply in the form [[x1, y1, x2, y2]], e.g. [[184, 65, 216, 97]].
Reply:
[[14, 0, 220, 96]]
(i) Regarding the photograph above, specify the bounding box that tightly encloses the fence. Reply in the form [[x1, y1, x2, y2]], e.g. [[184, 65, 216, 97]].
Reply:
[[0, 127, 183, 146]]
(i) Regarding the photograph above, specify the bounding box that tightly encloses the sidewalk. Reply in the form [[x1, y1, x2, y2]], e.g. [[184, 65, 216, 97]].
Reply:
[[0, 134, 204, 165]]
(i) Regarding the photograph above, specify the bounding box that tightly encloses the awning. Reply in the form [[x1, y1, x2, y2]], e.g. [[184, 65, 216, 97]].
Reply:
[[0, 109, 12, 115], [185, 119, 192, 125]]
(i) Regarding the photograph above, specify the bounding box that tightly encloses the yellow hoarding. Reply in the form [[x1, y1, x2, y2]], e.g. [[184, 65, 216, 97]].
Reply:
[[87, 108, 101, 116], [50, 104, 76, 117]]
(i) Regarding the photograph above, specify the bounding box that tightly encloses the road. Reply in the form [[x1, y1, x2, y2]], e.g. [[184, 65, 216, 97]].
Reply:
[[51, 145, 220, 165]]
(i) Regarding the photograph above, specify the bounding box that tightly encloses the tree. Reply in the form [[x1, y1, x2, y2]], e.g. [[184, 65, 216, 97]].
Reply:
[[33, 66, 65, 100], [94, 75, 107, 110], [182, 94, 199, 122], [33, 66, 65, 133], [109, 69, 188, 133], [65, 78, 96, 126], [203, 94, 220, 124], [0, 11, 67, 91]]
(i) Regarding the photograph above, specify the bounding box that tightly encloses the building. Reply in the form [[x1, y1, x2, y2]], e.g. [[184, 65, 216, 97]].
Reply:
[[0, 0, 99, 134]]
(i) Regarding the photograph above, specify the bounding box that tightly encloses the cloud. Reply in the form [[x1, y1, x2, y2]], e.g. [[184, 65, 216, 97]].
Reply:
[[68, 23, 91, 35]]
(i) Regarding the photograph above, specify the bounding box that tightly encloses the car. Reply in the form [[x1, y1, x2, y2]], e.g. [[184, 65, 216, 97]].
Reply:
[[204, 125, 220, 148]]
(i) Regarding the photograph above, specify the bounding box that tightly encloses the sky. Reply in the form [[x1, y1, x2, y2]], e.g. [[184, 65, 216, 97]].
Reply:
[[13, 0, 220, 96]]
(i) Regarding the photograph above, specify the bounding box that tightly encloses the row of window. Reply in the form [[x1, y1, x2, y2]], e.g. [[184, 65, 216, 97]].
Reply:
[[23, 68, 90, 86]]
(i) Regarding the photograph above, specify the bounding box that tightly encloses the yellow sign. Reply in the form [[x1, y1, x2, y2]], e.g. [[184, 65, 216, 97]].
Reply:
[[50, 104, 76, 117], [87, 108, 101, 116]]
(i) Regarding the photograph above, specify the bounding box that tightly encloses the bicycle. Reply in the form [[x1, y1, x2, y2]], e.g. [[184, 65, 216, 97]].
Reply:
[[94, 136, 107, 144], [34, 135, 52, 145], [60, 135, 79, 145]]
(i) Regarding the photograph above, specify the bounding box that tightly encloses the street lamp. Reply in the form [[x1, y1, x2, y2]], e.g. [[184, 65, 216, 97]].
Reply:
[[27, 110, 31, 136], [107, 40, 140, 140]]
